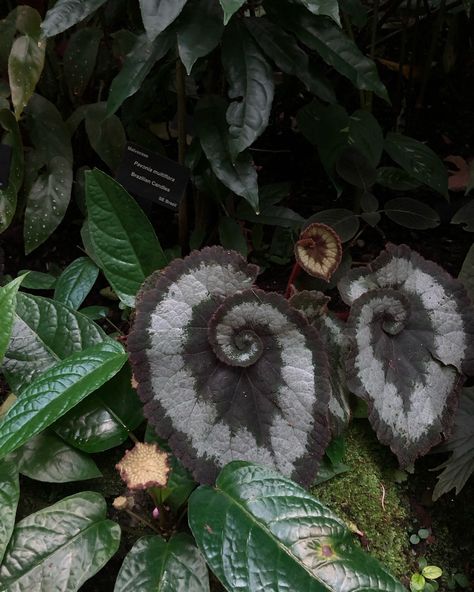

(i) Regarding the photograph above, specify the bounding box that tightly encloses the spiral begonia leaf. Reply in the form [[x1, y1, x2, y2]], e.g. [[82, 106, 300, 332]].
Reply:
[[339, 244, 474, 467], [128, 247, 331, 485]]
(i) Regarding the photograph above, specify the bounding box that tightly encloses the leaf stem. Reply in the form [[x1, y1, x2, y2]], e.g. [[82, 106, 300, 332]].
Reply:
[[285, 262, 302, 299]]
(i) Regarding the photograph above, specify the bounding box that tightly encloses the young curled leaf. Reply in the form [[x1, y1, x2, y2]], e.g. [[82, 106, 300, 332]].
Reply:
[[295, 223, 342, 281], [128, 247, 331, 485], [339, 244, 474, 467]]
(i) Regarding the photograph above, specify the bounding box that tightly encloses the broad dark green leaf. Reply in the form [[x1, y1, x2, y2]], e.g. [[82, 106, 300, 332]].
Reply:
[[384, 197, 440, 229], [189, 462, 405, 592], [86, 169, 167, 307], [347, 110, 383, 167], [177, 0, 224, 74], [219, 0, 246, 24], [384, 133, 448, 197], [297, 0, 341, 25], [41, 0, 109, 37], [0, 456, 19, 564], [114, 534, 209, 592], [107, 31, 173, 115], [245, 17, 335, 103], [64, 27, 102, 99], [451, 199, 474, 231], [222, 22, 274, 159], [336, 147, 377, 190], [17, 430, 102, 482], [0, 340, 127, 459], [18, 270, 57, 290], [85, 103, 126, 171], [0, 10, 16, 72], [267, 0, 388, 100], [0, 109, 24, 232], [23, 155, 73, 254], [54, 363, 144, 453], [139, 0, 188, 41], [376, 166, 422, 190], [218, 216, 248, 256], [305, 208, 360, 242], [459, 244, 474, 303], [237, 202, 304, 228], [0, 491, 121, 590], [0, 276, 24, 364], [2, 292, 106, 393], [54, 257, 99, 310], [8, 9, 46, 120], [195, 96, 259, 211]]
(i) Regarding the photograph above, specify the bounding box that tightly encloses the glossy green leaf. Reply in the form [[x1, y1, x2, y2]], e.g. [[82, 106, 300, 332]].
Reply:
[[54, 363, 143, 453], [376, 166, 422, 190], [8, 24, 46, 119], [306, 208, 360, 242], [384, 133, 448, 196], [2, 292, 106, 394], [23, 155, 73, 254], [80, 305, 109, 320], [86, 169, 167, 307], [218, 216, 248, 256], [64, 27, 102, 99], [267, 0, 388, 100], [114, 534, 209, 592], [195, 96, 259, 211], [245, 17, 335, 104], [84, 102, 126, 171], [0, 340, 127, 460], [222, 21, 274, 159], [0, 109, 24, 232], [451, 199, 474, 231], [18, 270, 57, 290], [422, 567, 442, 580], [139, 0, 188, 40], [177, 0, 224, 74], [17, 430, 102, 482], [411, 574, 426, 592], [54, 257, 99, 310], [0, 276, 24, 364], [384, 197, 440, 229], [0, 456, 19, 564], [41, 0, 109, 37], [107, 32, 173, 116], [0, 491, 121, 590], [219, 0, 246, 24], [297, 0, 341, 25], [189, 462, 405, 592]]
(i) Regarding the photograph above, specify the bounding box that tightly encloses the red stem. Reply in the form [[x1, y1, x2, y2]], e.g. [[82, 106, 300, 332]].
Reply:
[[285, 262, 302, 299]]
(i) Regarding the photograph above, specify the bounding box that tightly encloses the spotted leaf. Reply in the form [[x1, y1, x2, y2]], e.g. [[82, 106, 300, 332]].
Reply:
[[128, 247, 331, 485], [295, 223, 343, 282], [339, 244, 474, 467]]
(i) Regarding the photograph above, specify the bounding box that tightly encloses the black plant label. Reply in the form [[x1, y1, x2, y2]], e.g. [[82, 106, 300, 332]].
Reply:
[[0, 144, 12, 189], [116, 142, 190, 211]]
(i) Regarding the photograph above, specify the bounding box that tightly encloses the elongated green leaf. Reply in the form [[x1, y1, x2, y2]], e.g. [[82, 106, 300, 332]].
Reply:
[[107, 32, 173, 116], [18, 270, 57, 290], [0, 340, 127, 460], [219, 0, 246, 24], [64, 27, 102, 98], [177, 0, 224, 74], [2, 292, 106, 393], [54, 363, 143, 453], [222, 21, 274, 159], [0, 276, 24, 364], [267, 0, 388, 100], [54, 257, 99, 310], [114, 534, 209, 592], [139, 0, 188, 41], [189, 462, 405, 592], [305, 208, 360, 242], [84, 103, 126, 171], [17, 430, 101, 482], [23, 155, 73, 254], [297, 0, 341, 25], [384, 133, 448, 196], [0, 456, 19, 564], [245, 17, 335, 103], [0, 109, 23, 232], [0, 491, 121, 590], [195, 96, 259, 211], [86, 169, 167, 307], [41, 0, 109, 37], [218, 216, 248, 256], [376, 167, 421, 190], [451, 199, 474, 231], [384, 197, 440, 229]]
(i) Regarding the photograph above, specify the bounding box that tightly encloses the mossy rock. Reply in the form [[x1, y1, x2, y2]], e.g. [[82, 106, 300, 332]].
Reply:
[[312, 420, 411, 578]]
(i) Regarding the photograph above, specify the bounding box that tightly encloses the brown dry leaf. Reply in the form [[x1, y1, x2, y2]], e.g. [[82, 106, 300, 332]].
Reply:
[[445, 155, 474, 193]]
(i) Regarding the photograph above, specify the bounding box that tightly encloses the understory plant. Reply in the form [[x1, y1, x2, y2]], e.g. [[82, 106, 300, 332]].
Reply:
[[1, 169, 474, 590]]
